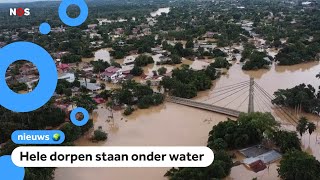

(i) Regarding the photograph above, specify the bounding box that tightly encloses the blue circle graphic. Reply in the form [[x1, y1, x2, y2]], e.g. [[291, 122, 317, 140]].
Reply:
[[0, 155, 25, 180], [58, 0, 88, 27], [0, 42, 58, 113], [39, 22, 51, 34], [70, 107, 90, 126]]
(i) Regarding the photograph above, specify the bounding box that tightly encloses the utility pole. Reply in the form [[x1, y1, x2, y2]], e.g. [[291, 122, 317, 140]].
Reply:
[[248, 77, 255, 113]]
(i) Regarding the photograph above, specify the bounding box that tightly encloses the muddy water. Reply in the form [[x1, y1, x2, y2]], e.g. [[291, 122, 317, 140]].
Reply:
[[55, 61, 320, 180], [82, 48, 111, 63]]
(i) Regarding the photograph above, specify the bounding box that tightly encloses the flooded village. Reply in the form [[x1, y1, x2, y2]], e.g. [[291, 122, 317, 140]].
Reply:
[[1, 0, 320, 180], [54, 6, 320, 180]]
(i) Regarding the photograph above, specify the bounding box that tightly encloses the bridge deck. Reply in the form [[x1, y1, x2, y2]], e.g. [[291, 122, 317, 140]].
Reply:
[[167, 96, 242, 118]]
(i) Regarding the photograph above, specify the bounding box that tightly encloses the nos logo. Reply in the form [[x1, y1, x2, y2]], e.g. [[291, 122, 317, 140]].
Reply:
[[10, 8, 30, 16]]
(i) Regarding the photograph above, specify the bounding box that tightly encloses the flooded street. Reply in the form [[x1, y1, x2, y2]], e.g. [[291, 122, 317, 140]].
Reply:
[[55, 60, 320, 180], [82, 48, 111, 63]]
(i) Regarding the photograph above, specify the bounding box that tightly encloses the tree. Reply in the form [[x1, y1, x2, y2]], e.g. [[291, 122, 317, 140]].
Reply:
[[205, 64, 219, 80], [208, 113, 278, 150], [130, 65, 143, 76], [278, 150, 320, 180], [307, 122, 317, 136], [60, 123, 82, 142], [158, 67, 167, 75], [272, 84, 319, 113], [100, 83, 106, 90], [134, 55, 154, 67], [296, 117, 308, 137], [185, 39, 194, 49], [171, 54, 182, 64], [272, 130, 301, 153], [210, 138, 227, 150], [211, 57, 231, 69], [242, 51, 271, 70], [307, 122, 317, 144], [61, 54, 82, 63], [91, 60, 110, 73], [93, 129, 108, 141], [123, 106, 134, 116]]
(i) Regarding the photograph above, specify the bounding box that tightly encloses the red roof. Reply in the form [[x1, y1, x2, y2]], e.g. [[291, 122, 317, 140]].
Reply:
[[249, 160, 267, 173], [58, 63, 70, 70], [105, 66, 121, 73], [93, 98, 106, 104]]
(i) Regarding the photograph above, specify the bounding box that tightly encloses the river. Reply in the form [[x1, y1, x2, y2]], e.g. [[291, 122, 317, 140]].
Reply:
[[55, 59, 320, 180]]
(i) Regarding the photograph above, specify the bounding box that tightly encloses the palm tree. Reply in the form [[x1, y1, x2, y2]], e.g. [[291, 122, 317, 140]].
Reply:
[[307, 122, 317, 144], [296, 117, 308, 137]]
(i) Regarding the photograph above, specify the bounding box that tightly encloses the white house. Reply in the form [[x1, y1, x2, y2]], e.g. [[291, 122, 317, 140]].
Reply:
[[58, 73, 75, 83], [123, 56, 135, 66], [101, 66, 123, 81]]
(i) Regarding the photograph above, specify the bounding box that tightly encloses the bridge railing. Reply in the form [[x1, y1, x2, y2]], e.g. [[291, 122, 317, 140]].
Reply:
[[166, 96, 242, 117]]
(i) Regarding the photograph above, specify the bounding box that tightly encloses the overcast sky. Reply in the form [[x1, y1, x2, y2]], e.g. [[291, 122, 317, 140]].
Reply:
[[0, 0, 60, 3]]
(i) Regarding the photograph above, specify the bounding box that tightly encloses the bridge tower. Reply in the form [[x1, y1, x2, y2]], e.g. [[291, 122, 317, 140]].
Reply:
[[248, 77, 255, 113]]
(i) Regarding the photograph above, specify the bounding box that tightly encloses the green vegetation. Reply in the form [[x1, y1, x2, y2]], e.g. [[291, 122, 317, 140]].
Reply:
[[9, 82, 28, 92], [161, 68, 214, 98], [91, 60, 110, 73], [242, 51, 271, 70], [134, 55, 154, 67], [272, 84, 320, 114], [0, 104, 93, 180], [93, 129, 108, 141], [211, 57, 231, 69], [171, 54, 182, 64], [275, 42, 320, 65], [72, 94, 98, 113], [208, 112, 279, 150], [123, 106, 135, 116], [166, 112, 279, 180], [296, 117, 316, 138], [112, 80, 165, 108], [157, 67, 167, 75], [61, 54, 82, 63], [278, 150, 320, 180], [56, 79, 80, 96], [130, 65, 143, 76], [272, 130, 301, 153]]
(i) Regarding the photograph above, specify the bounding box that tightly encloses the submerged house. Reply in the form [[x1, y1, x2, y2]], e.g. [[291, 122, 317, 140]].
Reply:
[[100, 66, 123, 82]]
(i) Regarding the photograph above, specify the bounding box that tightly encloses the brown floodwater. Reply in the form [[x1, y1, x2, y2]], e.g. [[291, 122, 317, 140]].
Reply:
[[55, 61, 320, 180]]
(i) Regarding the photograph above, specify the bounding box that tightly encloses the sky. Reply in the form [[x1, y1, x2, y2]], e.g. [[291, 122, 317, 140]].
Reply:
[[0, 0, 59, 3]]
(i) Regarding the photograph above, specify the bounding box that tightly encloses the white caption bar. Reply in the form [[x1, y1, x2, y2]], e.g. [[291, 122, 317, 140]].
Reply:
[[12, 146, 214, 167]]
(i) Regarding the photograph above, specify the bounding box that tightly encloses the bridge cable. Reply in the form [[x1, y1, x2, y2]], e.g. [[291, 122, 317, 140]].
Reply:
[[254, 94, 267, 112], [254, 82, 297, 121], [254, 84, 296, 125], [254, 83, 297, 121], [210, 80, 250, 92], [223, 88, 249, 108], [236, 94, 249, 110], [254, 88, 275, 112], [254, 98, 264, 112], [208, 82, 250, 96], [211, 85, 249, 105], [254, 82, 298, 124], [205, 82, 250, 99], [202, 83, 249, 102]]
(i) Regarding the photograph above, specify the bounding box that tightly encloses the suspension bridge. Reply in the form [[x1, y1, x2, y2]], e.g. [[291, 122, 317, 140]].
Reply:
[[167, 78, 300, 125]]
